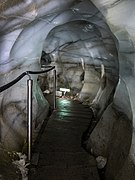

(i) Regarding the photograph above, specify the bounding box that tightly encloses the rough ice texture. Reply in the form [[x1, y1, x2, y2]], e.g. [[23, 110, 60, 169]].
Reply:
[[89, 0, 135, 179], [0, 0, 135, 179], [0, 0, 117, 148]]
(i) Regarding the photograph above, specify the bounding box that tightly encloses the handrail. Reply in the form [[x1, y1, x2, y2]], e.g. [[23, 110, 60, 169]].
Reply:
[[0, 65, 56, 162], [0, 66, 55, 93]]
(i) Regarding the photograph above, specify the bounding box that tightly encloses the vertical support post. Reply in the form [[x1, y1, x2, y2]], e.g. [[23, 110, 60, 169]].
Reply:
[[53, 69, 56, 109], [27, 78, 33, 162]]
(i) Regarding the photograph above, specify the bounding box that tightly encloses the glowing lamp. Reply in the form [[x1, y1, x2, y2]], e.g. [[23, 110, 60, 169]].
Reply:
[[60, 88, 70, 96]]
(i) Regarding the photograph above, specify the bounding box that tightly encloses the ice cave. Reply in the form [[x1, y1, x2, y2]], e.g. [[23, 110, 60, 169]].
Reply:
[[0, 0, 135, 179]]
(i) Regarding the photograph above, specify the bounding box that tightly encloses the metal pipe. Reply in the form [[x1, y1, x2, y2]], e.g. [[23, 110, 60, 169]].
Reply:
[[27, 78, 33, 161], [53, 69, 56, 109]]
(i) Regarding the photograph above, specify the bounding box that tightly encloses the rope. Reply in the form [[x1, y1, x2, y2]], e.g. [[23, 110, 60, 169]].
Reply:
[[0, 66, 55, 93]]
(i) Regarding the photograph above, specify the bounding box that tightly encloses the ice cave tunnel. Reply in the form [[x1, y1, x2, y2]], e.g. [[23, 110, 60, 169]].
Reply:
[[0, 0, 135, 180]]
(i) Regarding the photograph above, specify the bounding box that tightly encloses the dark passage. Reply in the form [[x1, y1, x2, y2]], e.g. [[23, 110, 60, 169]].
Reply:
[[30, 98, 100, 180]]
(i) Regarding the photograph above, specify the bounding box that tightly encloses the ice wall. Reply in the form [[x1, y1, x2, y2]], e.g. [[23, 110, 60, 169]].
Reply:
[[43, 5, 118, 104], [0, 0, 78, 151], [0, 0, 118, 152], [0, 1, 134, 179], [88, 0, 135, 179]]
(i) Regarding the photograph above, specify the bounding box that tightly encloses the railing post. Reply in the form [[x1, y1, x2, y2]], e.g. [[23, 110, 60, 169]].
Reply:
[[53, 69, 56, 109], [27, 77, 33, 162]]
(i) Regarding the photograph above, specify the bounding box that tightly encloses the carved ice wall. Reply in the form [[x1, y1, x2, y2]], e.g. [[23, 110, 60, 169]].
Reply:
[[0, 0, 77, 151], [0, 0, 118, 151], [0, 0, 135, 179], [89, 0, 135, 179]]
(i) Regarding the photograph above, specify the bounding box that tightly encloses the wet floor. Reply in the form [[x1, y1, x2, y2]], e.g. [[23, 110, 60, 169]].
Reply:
[[29, 98, 100, 180]]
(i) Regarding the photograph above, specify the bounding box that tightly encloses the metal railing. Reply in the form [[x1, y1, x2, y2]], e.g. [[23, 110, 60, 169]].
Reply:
[[0, 66, 56, 162]]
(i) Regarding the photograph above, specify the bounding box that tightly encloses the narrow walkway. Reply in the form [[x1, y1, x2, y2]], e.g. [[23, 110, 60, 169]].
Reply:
[[30, 98, 100, 180]]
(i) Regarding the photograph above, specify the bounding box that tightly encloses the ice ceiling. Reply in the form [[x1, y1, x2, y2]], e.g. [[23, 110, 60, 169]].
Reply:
[[0, 0, 135, 179]]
